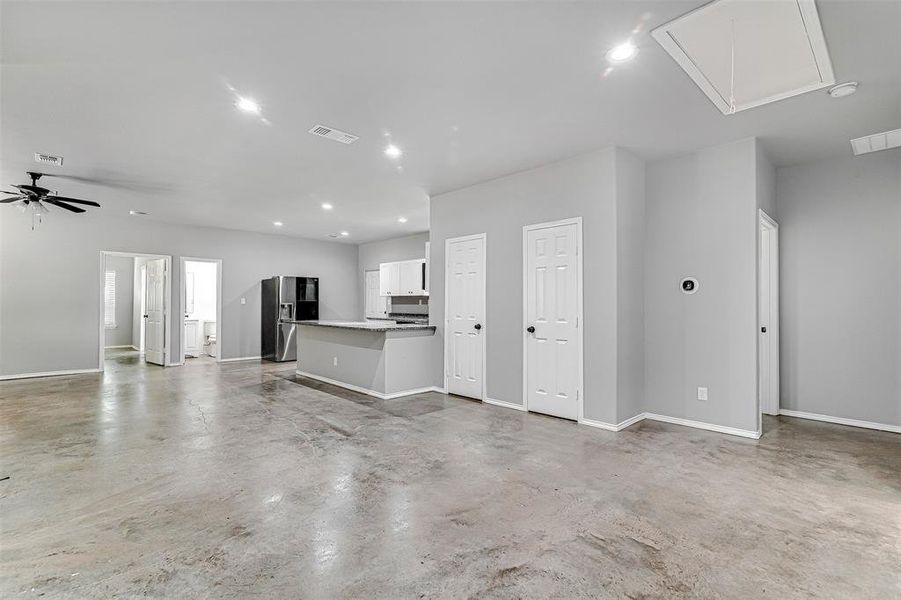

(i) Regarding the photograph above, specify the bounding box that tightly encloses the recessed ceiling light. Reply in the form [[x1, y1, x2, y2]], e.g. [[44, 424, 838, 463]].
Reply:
[[273, 221, 283, 227], [606, 42, 637, 64], [236, 96, 261, 114], [321, 202, 333, 210], [828, 81, 858, 98], [397, 216, 408, 223], [340, 231, 349, 237], [129, 210, 148, 216], [385, 144, 402, 159]]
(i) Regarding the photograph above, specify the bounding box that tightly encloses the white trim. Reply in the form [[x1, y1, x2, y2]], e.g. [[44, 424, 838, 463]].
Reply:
[[578, 418, 619, 431], [483, 397, 527, 412], [644, 413, 762, 439], [179, 256, 223, 364], [650, 0, 835, 115], [99, 251, 172, 372], [104, 345, 133, 349], [130, 345, 140, 351], [219, 355, 262, 363], [779, 410, 901, 434], [579, 412, 645, 432], [0, 368, 101, 381], [522, 216, 584, 420], [443, 232, 487, 401], [295, 370, 438, 400]]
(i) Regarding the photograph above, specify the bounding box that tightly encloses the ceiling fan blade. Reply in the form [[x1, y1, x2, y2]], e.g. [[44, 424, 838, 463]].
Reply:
[[49, 195, 100, 207], [2, 190, 23, 194], [15, 184, 50, 195], [0, 196, 26, 203], [44, 199, 86, 213]]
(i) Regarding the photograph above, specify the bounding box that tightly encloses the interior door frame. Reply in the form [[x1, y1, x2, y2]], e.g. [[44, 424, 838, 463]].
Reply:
[[522, 217, 584, 419], [758, 209, 780, 421], [98, 251, 172, 372], [443, 232, 487, 400], [179, 257, 224, 364]]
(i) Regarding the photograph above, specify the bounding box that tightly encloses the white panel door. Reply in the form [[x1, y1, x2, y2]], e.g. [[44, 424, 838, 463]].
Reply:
[[365, 270, 388, 318], [446, 236, 485, 399], [184, 320, 200, 357], [524, 222, 580, 420], [144, 258, 166, 365]]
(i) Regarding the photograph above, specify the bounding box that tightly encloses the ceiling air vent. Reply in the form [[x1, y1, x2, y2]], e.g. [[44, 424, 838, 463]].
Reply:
[[308, 125, 359, 145], [850, 128, 901, 156], [652, 0, 835, 115], [34, 152, 64, 166]]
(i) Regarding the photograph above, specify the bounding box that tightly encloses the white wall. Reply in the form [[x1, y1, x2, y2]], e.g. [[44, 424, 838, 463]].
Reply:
[[0, 213, 359, 376], [357, 232, 429, 317], [776, 152, 900, 427], [430, 147, 645, 425], [645, 138, 760, 434], [103, 255, 134, 348]]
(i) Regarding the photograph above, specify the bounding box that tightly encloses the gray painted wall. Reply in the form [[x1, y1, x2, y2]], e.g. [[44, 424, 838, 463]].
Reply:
[[357, 232, 429, 317], [615, 150, 646, 423], [430, 147, 649, 424], [776, 152, 900, 426], [103, 255, 135, 348], [0, 213, 359, 376], [645, 138, 760, 433]]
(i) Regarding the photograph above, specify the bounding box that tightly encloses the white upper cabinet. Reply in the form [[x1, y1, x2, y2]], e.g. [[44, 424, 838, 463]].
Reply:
[[379, 259, 426, 296]]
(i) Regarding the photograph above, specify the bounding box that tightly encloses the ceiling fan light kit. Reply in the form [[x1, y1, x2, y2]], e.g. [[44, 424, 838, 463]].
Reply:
[[1, 171, 101, 230]]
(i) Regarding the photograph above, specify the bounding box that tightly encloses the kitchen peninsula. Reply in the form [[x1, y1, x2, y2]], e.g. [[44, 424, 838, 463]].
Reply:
[[293, 320, 437, 399]]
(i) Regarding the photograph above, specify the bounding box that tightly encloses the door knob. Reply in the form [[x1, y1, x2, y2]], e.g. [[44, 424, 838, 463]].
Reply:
[[474, 323, 482, 330], [143, 314, 149, 318], [761, 326, 767, 333], [526, 325, 535, 333]]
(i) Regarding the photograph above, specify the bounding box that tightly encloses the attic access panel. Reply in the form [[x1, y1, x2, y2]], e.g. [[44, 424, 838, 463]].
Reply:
[[652, 0, 835, 115]]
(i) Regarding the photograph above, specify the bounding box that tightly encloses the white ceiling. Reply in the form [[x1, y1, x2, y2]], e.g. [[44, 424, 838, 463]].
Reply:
[[1, 1, 898, 243]]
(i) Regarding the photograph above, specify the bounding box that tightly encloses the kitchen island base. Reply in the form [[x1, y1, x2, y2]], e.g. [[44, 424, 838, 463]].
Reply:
[[295, 322, 438, 399]]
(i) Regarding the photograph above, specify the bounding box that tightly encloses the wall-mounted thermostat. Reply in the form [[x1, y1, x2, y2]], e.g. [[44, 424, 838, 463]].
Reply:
[[680, 277, 699, 294]]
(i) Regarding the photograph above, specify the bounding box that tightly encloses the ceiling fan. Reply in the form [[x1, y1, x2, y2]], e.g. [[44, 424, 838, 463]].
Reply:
[[2, 171, 101, 229]]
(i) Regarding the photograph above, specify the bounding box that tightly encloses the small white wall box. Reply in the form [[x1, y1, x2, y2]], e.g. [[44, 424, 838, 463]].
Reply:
[[681, 277, 699, 294]]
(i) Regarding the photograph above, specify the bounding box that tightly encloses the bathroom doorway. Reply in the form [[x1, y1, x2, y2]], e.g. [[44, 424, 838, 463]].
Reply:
[[179, 258, 222, 363]]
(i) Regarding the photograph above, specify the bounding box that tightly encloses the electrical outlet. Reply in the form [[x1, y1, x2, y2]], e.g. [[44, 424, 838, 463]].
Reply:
[[333, 356, 338, 367], [697, 387, 708, 401], [240, 297, 246, 305]]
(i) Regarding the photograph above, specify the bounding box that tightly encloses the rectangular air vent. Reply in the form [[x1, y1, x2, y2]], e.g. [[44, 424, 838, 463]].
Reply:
[[652, 0, 835, 115], [850, 128, 901, 156], [34, 152, 64, 166], [308, 125, 359, 145]]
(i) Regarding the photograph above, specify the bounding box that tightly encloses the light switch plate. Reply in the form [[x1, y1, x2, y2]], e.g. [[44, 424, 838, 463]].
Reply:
[[697, 387, 708, 401], [240, 297, 246, 305]]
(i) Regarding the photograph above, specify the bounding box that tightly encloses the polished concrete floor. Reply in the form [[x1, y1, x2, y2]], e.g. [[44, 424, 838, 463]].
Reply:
[[1, 351, 899, 598]]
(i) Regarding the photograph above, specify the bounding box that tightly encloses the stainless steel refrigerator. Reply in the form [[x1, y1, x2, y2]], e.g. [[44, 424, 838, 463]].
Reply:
[[261, 276, 319, 362]]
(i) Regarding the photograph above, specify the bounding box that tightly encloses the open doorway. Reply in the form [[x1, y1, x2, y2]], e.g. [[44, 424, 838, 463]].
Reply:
[[758, 210, 780, 429], [179, 257, 222, 364], [99, 251, 172, 371]]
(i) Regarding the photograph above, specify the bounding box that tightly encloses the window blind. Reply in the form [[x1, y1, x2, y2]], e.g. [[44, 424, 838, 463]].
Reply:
[[104, 270, 117, 328]]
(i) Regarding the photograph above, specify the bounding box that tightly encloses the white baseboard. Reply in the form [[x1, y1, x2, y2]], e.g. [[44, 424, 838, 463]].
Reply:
[[104, 345, 134, 349], [0, 368, 101, 381], [295, 370, 438, 400], [219, 356, 262, 363], [644, 412, 761, 439], [779, 409, 900, 434], [579, 412, 647, 432], [130, 345, 140, 351], [578, 417, 619, 431], [484, 397, 527, 412]]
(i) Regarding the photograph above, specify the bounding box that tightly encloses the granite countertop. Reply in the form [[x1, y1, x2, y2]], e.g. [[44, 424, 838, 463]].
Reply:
[[291, 320, 436, 332]]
